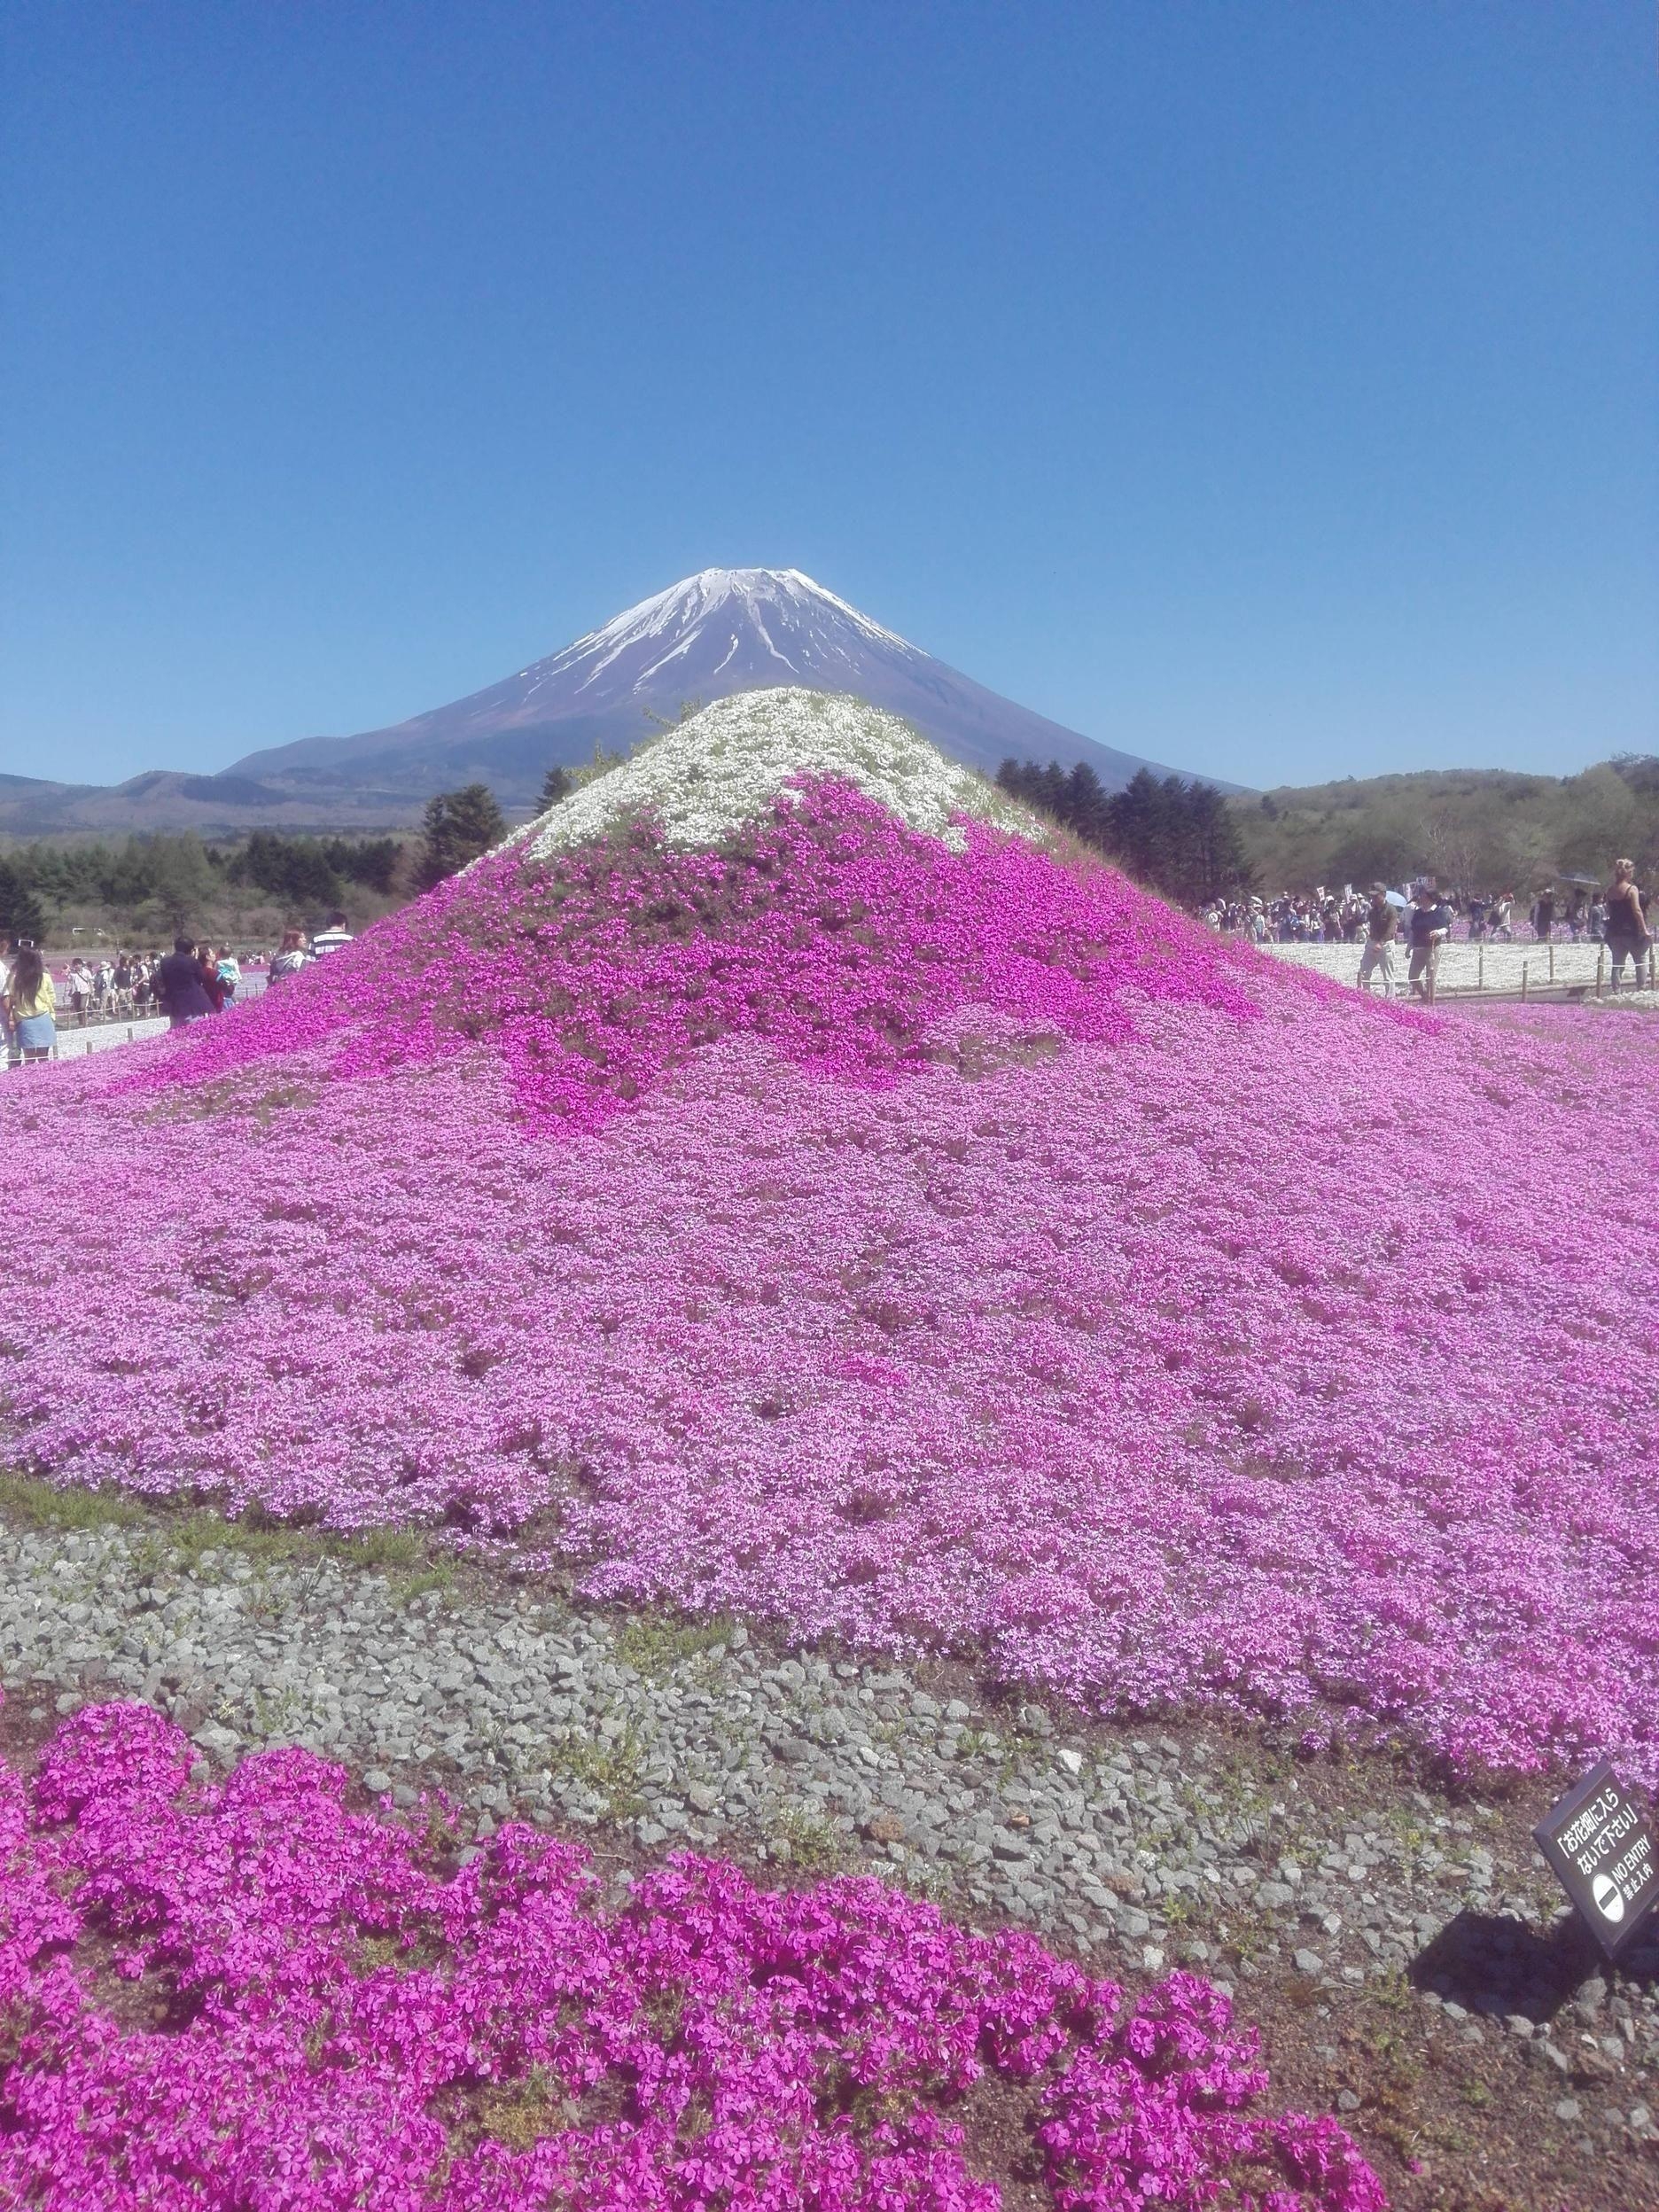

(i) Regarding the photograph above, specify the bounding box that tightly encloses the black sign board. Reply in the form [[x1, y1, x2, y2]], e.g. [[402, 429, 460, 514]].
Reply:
[[1534, 1761, 1659, 1959]]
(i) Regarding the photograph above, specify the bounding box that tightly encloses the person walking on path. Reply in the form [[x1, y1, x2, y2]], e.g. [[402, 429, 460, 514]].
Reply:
[[4, 945, 56, 1064], [1357, 884, 1399, 997], [1406, 886, 1452, 1002], [1530, 887, 1555, 943], [156, 938, 215, 1029], [1604, 859, 1653, 992]]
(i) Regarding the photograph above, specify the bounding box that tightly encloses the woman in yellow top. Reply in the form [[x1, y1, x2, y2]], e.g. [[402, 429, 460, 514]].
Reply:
[[4, 946, 56, 1063]]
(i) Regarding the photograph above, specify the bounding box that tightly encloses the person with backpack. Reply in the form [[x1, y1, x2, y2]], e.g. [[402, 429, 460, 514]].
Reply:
[[1604, 859, 1653, 992], [269, 928, 311, 982]]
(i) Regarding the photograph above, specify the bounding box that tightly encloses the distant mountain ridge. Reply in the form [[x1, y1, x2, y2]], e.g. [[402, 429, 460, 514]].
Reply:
[[4, 568, 1232, 834]]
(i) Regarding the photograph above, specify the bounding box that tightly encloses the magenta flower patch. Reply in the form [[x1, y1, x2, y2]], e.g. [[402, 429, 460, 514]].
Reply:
[[0, 1695, 1383, 2210]]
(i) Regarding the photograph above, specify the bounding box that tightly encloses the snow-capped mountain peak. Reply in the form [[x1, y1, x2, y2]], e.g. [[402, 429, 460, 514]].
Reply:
[[523, 567, 915, 701]]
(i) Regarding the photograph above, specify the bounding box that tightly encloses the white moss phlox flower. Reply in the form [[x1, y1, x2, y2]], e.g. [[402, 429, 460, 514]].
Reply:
[[525, 688, 1043, 857]]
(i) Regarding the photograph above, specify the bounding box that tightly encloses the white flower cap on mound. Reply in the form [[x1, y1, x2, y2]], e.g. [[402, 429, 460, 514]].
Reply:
[[525, 688, 1044, 858]]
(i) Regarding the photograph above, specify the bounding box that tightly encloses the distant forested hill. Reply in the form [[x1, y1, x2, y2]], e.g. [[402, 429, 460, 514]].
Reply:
[[1233, 757, 1659, 893]]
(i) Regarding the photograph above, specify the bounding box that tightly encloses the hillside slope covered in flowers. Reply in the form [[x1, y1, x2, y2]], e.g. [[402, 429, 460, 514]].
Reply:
[[4, 693, 1657, 1781]]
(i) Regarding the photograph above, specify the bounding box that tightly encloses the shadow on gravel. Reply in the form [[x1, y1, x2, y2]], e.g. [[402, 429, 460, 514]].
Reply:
[[1411, 1908, 1659, 2023]]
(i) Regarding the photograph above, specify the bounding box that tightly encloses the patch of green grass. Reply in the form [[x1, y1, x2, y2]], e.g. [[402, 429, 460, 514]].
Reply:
[[248, 1686, 302, 1738], [354, 1934, 406, 1975], [477, 2066, 574, 2151], [1366, 1968, 1414, 2014], [886, 1857, 954, 1908], [390, 1562, 457, 1608], [334, 1527, 430, 1573], [614, 1609, 734, 1679], [0, 1473, 456, 1595], [550, 1730, 645, 1819], [771, 1804, 854, 1877], [0, 1470, 145, 1532]]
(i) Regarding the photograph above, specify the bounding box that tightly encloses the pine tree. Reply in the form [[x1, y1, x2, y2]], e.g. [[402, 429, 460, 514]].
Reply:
[[1186, 782, 1253, 900], [537, 764, 573, 812], [1105, 769, 1169, 888], [0, 860, 44, 945], [418, 784, 507, 890], [1001, 757, 1250, 907], [1062, 762, 1109, 846]]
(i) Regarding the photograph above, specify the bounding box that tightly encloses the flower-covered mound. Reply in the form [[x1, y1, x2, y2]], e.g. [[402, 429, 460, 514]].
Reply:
[[0, 1699, 1382, 2211], [525, 688, 1041, 858], [3, 695, 1657, 1780]]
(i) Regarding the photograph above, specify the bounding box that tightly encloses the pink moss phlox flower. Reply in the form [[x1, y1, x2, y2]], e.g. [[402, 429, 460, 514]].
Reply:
[[0, 1700, 1384, 2209], [3, 791, 1656, 1780]]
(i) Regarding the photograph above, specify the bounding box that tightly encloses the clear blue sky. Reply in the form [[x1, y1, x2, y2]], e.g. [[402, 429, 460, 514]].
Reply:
[[3, 1, 1653, 791]]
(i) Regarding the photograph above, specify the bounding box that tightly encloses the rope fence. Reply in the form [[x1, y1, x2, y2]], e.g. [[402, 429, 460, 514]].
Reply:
[[1259, 939, 1659, 1003]]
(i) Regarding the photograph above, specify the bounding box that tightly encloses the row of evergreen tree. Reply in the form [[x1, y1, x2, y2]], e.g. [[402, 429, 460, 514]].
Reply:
[[0, 746, 1258, 946], [0, 830, 409, 944], [0, 786, 560, 943], [994, 760, 1252, 907]]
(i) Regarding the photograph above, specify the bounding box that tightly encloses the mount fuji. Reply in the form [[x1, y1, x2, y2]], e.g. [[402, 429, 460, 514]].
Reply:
[[224, 569, 1222, 816], [4, 570, 1229, 834]]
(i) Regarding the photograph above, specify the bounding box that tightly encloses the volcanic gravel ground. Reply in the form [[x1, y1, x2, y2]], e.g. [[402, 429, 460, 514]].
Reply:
[[4, 1497, 1657, 2209]]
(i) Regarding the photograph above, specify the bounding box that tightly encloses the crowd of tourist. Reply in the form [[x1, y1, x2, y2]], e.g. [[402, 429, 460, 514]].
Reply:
[[1204, 876, 1646, 947], [0, 912, 354, 1066], [1203, 861, 1654, 1001]]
